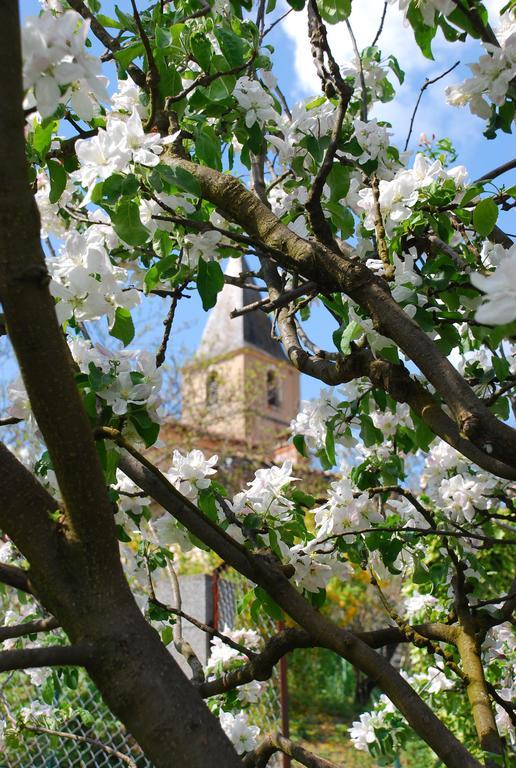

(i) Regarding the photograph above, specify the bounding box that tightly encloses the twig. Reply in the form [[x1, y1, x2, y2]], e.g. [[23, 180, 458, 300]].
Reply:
[[345, 18, 368, 121], [151, 600, 255, 660], [263, 9, 292, 39], [243, 733, 340, 768], [474, 157, 516, 183], [0, 616, 59, 643], [0, 417, 22, 427], [0, 645, 92, 673], [230, 281, 318, 318], [167, 52, 257, 104], [371, 175, 393, 279], [155, 283, 186, 368], [404, 61, 460, 151], [129, 0, 160, 131], [22, 724, 137, 767], [371, 1, 388, 48]]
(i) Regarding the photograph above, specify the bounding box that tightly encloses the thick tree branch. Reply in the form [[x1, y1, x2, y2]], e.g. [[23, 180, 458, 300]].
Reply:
[[0, 616, 59, 643], [119, 448, 483, 768], [163, 151, 516, 477], [243, 733, 340, 768], [0, 645, 93, 673]]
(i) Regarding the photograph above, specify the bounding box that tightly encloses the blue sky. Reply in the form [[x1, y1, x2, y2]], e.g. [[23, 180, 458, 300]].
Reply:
[[9, 1, 516, 408]]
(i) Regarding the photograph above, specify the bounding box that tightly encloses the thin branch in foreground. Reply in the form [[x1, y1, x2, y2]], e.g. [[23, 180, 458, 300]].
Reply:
[[0, 645, 93, 673], [0, 616, 59, 643], [404, 61, 460, 151], [129, 0, 160, 131], [243, 733, 340, 768], [0, 563, 33, 594], [474, 157, 516, 183], [371, 1, 388, 48], [22, 724, 137, 768]]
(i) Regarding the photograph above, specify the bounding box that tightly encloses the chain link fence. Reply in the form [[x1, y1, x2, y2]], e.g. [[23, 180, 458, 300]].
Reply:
[[1, 568, 285, 767], [213, 565, 285, 768]]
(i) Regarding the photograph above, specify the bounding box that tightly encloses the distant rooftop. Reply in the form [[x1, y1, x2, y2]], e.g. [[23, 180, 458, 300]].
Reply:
[[196, 256, 286, 361]]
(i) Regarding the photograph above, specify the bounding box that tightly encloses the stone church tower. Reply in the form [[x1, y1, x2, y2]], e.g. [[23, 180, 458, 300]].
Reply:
[[181, 257, 300, 456]]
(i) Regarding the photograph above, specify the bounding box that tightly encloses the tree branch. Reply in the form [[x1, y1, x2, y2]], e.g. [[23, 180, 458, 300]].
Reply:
[[0, 645, 93, 673]]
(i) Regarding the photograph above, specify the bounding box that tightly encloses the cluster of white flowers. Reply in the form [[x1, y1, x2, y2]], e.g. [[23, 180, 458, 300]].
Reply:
[[286, 541, 353, 593], [22, 10, 109, 119], [218, 710, 260, 754], [49, 225, 140, 325], [206, 627, 261, 672], [371, 403, 412, 438], [266, 99, 336, 168], [404, 592, 438, 619], [0, 541, 15, 565], [353, 118, 393, 166], [357, 153, 467, 236], [342, 56, 390, 105], [439, 472, 497, 524], [75, 108, 170, 205], [230, 461, 297, 525], [233, 76, 279, 129], [313, 476, 381, 539], [140, 192, 196, 237], [389, 0, 456, 25], [471, 244, 516, 325], [349, 695, 396, 751], [183, 230, 224, 269], [165, 449, 218, 501], [68, 337, 164, 420], [289, 389, 341, 452], [446, 14, 516, 120]]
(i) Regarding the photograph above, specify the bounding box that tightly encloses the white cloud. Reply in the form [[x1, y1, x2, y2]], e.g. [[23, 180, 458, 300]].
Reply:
[[277, 0, 508, 150]]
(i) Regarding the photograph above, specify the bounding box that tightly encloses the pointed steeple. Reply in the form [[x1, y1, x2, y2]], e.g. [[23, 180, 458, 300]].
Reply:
[[196, 256, 285, 361]]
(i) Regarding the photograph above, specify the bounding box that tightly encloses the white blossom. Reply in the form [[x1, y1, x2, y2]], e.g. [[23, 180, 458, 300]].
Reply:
[[22, 11, 109, 119], [233, 77, 279, 128], [165, 449, 218, 501], [219, 710, 259, 754], [470, 246, 516, 325], [446, 20, 516, 119]]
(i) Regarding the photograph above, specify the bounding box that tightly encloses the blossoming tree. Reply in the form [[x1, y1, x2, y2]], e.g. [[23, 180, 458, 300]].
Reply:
[[0, 0, 514, 767]]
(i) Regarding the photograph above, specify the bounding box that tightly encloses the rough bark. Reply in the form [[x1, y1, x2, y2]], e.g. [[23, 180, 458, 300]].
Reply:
[[164, 152, 516, 478], [0, 5, 243, 766], [120, 451, 484, 768]]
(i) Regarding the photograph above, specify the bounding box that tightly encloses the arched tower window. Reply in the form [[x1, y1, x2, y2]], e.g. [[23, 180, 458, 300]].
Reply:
[[206, 372, 218, 406], [266, 370, 280, 407]]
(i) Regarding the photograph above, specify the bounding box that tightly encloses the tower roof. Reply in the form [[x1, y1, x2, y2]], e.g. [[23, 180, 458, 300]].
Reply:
[[196, 256, 286, 361]]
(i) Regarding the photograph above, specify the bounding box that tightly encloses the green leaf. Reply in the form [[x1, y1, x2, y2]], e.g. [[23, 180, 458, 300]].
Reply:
[[327, 163, 351, 201], [293, 434, 308, 457], [157, 164, 201, 197], [492, 355, 509, 382], [287, 0, 306, 8], [109, 307, 135, 347], [129, 407, 160, 448], [47, 159, 67, 204], [339, 320, 362, 355], [197, 259, 224, 310], [406, 5, 436, 59], [195, 126, 222, 171], [111, 200, 149, 246], [190, 33, 213, 72], [254, 587, 283, 620], [215, 27, 246, 67], [115, 42, 145, 70], [33, 119, 58, 158], [387, 55, 405, 84], [472, 198, 499, 237], [317, 0, 351, 23]]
